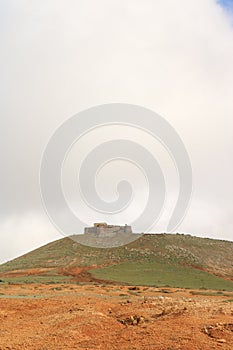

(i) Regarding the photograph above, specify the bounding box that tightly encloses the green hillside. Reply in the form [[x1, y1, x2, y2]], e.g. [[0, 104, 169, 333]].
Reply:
[[0, 233, 232, 290], [92, 261, 233, 291]]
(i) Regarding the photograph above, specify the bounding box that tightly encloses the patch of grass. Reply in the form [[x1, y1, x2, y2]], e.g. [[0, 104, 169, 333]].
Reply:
[[91, 261, 233, 291], [2, 275, 71, 284]]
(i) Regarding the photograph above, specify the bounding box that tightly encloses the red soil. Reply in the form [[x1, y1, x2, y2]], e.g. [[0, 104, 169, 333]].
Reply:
[[0, 283, 232, 350]]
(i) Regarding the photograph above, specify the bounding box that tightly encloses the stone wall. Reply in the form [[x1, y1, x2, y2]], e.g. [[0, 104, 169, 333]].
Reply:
[[84, 224, 132, 237]]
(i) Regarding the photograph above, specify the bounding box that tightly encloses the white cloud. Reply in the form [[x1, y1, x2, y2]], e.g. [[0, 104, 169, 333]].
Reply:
[[0, 213, 60, 264]]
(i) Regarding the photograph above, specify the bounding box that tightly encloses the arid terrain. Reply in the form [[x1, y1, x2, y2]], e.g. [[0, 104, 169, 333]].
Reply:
[[0, 234, 232, 349], [0, 282, 233, 350]]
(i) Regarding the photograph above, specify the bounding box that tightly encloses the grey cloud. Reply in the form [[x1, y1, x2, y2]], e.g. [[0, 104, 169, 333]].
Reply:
[[0, 0, 233, 263]]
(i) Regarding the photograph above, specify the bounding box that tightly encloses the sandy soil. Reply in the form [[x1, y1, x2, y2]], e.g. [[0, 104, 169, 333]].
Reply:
[[0, 283, 232, 350]]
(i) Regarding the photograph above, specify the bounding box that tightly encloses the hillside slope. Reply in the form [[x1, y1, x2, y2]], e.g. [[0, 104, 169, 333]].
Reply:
[[0, 234, 232, 288]]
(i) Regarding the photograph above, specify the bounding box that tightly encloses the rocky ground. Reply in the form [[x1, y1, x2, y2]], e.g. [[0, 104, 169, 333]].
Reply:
[[0, 283, 232, 350]]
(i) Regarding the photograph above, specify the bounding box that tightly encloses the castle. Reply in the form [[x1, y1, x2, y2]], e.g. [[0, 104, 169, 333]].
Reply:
[[84, 223, 132, 237]]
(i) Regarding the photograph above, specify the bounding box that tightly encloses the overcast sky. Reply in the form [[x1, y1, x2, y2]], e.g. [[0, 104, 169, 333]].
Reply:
[[1, 0, 233, 264]]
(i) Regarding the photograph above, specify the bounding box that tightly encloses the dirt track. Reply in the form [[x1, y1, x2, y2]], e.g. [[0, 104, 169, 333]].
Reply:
[[0, 283, 233, 350]]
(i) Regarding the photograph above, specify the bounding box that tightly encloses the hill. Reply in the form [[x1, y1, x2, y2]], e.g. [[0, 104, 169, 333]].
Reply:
[[0, 233, 233, 290]]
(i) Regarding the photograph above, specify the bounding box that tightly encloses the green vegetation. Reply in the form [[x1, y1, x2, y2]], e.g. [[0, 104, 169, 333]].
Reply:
[[0, 275, 71, 284], [91, 261, 233, 291]]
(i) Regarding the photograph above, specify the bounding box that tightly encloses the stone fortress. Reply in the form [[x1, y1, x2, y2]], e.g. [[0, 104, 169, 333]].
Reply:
[[84, 222, 132, 237]]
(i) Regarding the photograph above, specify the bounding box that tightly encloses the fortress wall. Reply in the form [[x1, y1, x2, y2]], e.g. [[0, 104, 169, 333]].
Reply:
[[98, 226, 122, 236], [84, 225, 132, 236], [124, 225, 132, 233], [84, 227, 97, 234]]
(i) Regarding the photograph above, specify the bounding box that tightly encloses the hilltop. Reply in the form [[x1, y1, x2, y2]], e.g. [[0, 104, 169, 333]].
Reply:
[[0, 233, 233, 290]]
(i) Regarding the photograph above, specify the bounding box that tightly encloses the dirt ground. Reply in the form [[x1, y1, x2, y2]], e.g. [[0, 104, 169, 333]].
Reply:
[[0, 283, 232, 350]]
